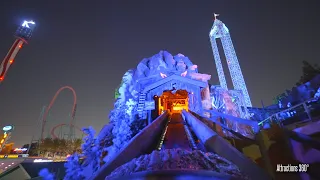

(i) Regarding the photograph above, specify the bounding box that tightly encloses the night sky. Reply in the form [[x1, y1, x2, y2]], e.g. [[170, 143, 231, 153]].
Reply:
[[0, 1, 319, 147]]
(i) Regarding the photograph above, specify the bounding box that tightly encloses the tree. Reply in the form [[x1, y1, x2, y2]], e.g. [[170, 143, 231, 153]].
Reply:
[[272, 93, 287, 105], [63, 126, 102, 179], [64, 153, 84, 180], [37, 138, 83, 158], [97, 124, 114, 166], [296, 61, 320, 86], [38, 138, 54, 157], [72, 138, 82, 153]]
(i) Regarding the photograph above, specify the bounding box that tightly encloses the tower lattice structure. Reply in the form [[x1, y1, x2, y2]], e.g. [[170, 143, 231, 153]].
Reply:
[[209, 16, 252, 107], [0, 20, 35, 84]]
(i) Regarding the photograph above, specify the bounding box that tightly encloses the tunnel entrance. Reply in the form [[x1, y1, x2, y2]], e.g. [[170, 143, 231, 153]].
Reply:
[[154, 90, 189, 115]]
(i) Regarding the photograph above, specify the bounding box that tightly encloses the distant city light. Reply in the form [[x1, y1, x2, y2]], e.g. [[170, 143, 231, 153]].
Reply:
[[21, 20, 35, 28], [34, 159, 53, 163], [2, 125, 13, 132], [13, 148, 27, 152]]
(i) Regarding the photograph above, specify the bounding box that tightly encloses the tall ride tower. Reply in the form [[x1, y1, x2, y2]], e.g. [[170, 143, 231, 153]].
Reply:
[[209, 14, 252, 107], [0, 20, 35, 84]]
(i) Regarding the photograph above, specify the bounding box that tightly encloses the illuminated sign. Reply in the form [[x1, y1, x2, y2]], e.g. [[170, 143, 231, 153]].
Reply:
[[14, 148, 27, 152], [145, 101, 155, 110], [0, 154, 29, 158], [0, 154, 19, 158], [22, 20, 35, 28], [2, 126, 13, 132], [34, 159, 53, 163]]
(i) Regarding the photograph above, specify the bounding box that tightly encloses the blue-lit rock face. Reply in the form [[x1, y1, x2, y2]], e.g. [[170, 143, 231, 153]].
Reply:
[[107, 51, 211, 155], [106, 149, 248, 180], [315, 87, 320, 99], [110, 51, 201, 124], [279, 75, 320, 107]]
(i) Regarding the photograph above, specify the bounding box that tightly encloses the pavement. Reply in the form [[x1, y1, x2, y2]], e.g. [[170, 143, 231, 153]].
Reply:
[[0, 158, 25, 174]]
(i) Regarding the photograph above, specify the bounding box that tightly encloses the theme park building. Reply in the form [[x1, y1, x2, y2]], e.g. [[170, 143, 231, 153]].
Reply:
[[89, 49, 268, 180]]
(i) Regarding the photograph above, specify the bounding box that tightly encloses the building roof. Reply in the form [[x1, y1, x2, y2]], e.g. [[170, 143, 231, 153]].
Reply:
[[142, 75, 207, 93]]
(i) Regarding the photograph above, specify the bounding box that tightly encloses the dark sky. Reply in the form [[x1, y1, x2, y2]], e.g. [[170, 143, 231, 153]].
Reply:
[[0, 0, 319, 147]]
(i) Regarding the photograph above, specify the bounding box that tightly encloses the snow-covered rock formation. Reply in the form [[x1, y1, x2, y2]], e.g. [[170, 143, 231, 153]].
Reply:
[[106, 51, 211, 158], [61, 51, 216, 179], [106, 149, 249, 180], [315, 87, 320, 99]]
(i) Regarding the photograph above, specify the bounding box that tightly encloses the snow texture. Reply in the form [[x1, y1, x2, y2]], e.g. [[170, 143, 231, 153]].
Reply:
[[38, 168, 55, 180], [106, 149, 249, 180], [80, 127, 102, 179], [210, 86, 254, 137], [106, 51, 202, 159], [279, 74, 320, 106], [64, 153, 84, 180], [64, 126, 106, 179], [315, 87, 320, 99]]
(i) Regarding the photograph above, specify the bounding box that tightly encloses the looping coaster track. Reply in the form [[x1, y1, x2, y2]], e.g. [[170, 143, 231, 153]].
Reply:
[[50, 123, 82, 139], [40, 86, 77, 140]]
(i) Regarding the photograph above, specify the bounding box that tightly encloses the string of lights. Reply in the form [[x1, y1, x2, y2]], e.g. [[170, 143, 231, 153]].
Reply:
[[156, 116, 171, 150]]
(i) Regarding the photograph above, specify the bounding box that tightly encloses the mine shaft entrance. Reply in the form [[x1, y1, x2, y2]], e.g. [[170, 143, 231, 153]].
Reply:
[[154, 90, 189, 116]]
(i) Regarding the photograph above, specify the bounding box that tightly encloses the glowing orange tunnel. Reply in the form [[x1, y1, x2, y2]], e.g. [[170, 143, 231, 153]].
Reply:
[[155, 90, 189, 114]]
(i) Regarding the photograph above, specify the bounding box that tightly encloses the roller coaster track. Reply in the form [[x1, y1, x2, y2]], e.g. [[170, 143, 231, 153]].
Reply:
[[157, 113, 196, 151], [40, 86, 77, 141], [50, 123, 83, 139]]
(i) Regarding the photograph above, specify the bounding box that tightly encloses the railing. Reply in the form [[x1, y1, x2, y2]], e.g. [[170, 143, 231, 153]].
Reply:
[[193, 101, 320, 180], [182, 110, 272, 180], [191, 111, 256, 143], [258, 98, 320, 127], [90, 111, 169, 180], [190, 109, 320, 179], [205, 109, 260, 132], [281, 128, 320, 179], [284, 129, 320, 151]]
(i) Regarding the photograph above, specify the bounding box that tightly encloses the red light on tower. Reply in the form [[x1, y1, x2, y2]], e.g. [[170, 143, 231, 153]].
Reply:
[[0, 20, 35, 85]]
